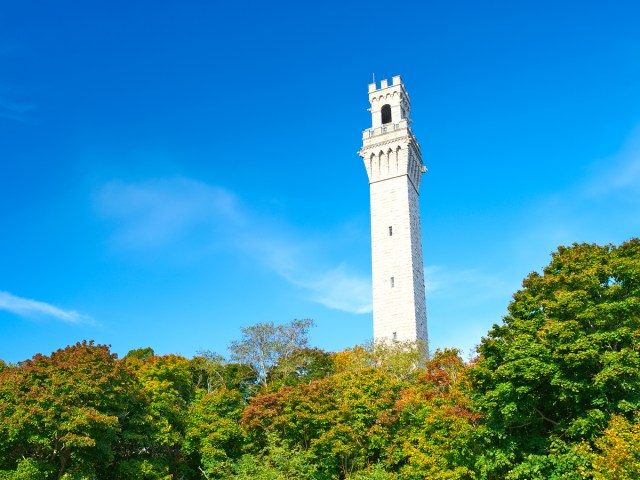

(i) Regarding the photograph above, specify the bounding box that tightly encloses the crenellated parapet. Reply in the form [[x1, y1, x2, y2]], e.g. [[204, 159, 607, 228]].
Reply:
[[367, 75, 411, 129]]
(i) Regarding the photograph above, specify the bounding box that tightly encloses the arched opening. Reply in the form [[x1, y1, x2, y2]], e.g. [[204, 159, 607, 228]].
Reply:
[[381, 104, 392, 124]]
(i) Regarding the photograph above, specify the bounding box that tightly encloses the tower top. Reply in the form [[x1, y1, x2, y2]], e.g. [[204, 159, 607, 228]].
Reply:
[[361, 75, 415, 144], [368, 76, 410, 110], [368, 75, 404, 93], [364, 75, 412, 132]]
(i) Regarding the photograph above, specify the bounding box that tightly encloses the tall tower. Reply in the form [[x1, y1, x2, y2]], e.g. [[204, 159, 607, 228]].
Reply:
[[358, 75, 428, 347]]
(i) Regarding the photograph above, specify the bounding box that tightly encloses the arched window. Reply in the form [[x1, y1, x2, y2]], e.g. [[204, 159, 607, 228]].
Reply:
[[381, 104, 392, 124]]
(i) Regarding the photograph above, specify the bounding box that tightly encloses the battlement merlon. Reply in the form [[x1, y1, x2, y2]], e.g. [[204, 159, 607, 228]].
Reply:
[[368, 75, 404, 91], [367, 76, 410, 103], [367, 75, 411, 129]]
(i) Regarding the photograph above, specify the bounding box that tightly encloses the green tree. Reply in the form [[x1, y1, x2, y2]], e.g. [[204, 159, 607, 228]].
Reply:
[[267, 347, 335, 387], [241, 380, 336, 454], [349, 464, 397, 480], [391, 349, 483, 480], [242, 367, 405, 478], [229, 434, 316, 480], [333, 340, 425, 382], [125, 347, 156, 362], [0, 341, 145, 479], [575, 411, 640, 479], [472, 239, 640, 477], [0, 458, 46, 480], [134, 354, 196, 478], [229, 319, 314, 389], [189, 351, 256, 396], [184, 387, 246, 478]]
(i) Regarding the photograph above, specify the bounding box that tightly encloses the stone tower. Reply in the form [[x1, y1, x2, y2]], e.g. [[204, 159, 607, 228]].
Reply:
[[358, 75, 428, 347]]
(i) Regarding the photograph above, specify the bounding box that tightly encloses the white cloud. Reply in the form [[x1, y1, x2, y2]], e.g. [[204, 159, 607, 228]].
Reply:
[[97, 178, 244, 249], [97, 177, 371, 315], [0, 291, 94, 325], [280, 264, 372, 314]]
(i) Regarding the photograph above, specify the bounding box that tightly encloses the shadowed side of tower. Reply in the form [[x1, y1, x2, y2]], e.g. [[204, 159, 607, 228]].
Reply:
[[358, 76, 428, 348]]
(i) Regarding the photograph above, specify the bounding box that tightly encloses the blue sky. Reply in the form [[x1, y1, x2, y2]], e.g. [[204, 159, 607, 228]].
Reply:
[[1, 1, 639, 363]]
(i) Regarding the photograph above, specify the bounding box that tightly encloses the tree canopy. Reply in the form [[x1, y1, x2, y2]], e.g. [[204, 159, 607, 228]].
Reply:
[[1, 239, 639, 479], [472, 238, 640, 477]]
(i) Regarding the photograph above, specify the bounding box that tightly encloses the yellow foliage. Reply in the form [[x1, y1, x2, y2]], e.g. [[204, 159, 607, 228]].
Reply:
[[589, 413, 640, 480]]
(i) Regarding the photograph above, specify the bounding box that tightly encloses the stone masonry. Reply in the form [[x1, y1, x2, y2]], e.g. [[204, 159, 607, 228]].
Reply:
[[358, 75, 428, 347]]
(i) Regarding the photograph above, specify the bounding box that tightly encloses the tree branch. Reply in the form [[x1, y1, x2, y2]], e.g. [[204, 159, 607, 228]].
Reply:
[[535, 407, 558, 425]]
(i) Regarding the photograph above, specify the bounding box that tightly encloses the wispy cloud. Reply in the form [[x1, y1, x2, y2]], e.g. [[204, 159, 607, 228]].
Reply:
[[585, 127, 640, 197], [0, 84, 35, 122], [0, 291, 94, 325], [425, 127, 640, 357], [98, 178, 243, 249], [97, 177, 371, 314], [425, 265, 515, 303], [279, 264, 372, 314], [423, 265, 517, 357], [0, 98, 35, 122], [506, 126, 640, 276]]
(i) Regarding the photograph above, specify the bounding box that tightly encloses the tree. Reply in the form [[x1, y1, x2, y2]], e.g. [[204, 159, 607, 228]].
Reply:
[[333, 340, 425, 382], [586, 411, 640, 479], [189, 351, 256, 395], [184, 387, 246, 478], [229, 319, 314, 389], [392, 349, 483, 480], [0, 458, 44, 480], [0, 341, 145, 479], [125, 347, 156, 362], [350, 464, 398, 480], [134, 354, 196, 478], [229, 434, 316, 480], [471, 239, 640, 477], [241, 367, 406, 478], [266, 347, 335, 387]]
